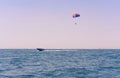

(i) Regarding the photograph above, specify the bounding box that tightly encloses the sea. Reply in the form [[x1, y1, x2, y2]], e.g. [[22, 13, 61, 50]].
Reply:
[[0, 49, 120, 78]]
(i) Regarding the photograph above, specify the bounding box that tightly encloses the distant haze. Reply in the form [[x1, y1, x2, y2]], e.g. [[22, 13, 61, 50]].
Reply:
[[0, 0, 120, 49]]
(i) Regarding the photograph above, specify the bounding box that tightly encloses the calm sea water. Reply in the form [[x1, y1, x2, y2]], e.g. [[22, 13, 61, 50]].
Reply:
[[0, 49, 120, 78]]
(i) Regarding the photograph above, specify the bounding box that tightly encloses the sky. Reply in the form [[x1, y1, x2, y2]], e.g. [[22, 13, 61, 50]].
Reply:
[[0, 0, 120, 49]]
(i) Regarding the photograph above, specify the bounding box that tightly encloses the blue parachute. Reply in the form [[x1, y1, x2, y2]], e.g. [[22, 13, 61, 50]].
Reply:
[[72, 12, 80, 18], [72, 12, 80, 25]]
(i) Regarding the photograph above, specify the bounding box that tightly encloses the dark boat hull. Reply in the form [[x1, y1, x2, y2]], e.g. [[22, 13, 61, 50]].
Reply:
[[36, 48, 45, 51]]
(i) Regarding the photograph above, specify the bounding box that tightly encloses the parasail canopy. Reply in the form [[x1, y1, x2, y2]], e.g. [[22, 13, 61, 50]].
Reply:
[[72, 12, 80, 18]]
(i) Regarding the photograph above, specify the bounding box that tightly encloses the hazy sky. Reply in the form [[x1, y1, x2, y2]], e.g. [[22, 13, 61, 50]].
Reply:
[[0, 0, 120, 49]]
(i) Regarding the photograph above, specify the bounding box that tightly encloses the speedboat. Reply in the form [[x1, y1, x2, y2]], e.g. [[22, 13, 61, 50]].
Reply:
[[36, 48, 45, 51]]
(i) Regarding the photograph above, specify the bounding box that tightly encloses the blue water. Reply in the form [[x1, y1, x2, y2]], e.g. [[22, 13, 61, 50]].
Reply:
[[0, 49, 120, 78]]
